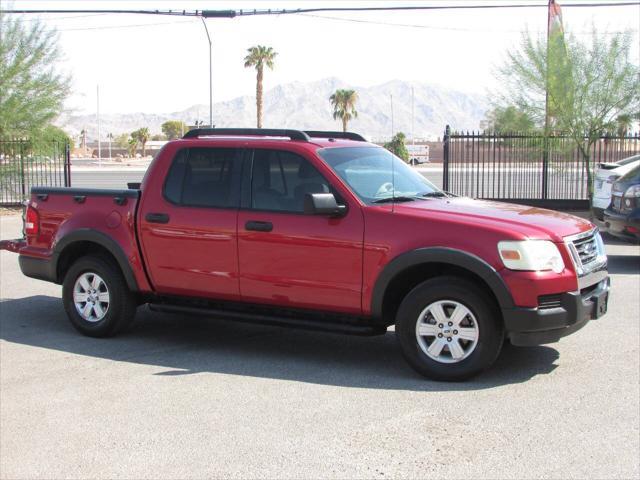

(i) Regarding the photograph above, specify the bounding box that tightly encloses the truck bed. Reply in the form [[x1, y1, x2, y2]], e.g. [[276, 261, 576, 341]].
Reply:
[[1, 186, 150, 292]]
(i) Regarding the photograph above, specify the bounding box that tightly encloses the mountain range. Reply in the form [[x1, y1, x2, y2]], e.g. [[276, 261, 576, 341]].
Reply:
[[56, 77, 488, 141]]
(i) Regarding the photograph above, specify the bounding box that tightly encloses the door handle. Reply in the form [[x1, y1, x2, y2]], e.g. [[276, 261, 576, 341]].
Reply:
[[145, 212, 170, 224], [245, 220, 273, 232]]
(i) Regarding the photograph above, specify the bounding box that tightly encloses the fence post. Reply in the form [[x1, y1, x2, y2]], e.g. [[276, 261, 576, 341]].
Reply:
[[443, 124, 450, 191], [541, 134, 549, 200], [64, 142, 71, 187], [19, 139, 27, 199]]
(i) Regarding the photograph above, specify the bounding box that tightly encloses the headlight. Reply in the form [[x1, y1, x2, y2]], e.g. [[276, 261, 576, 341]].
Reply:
[[498, 240, 565, 273], [624, 185, 640, 198]]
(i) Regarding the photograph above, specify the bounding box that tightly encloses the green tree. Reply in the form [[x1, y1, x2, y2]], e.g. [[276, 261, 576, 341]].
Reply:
[[384, 132, 409, 162], [132, 127, 150, 156], [480, 106, 537, 132], [0, 12, 71, 137], [329, 89, 358, 132], [496, 28, 640, 198], [243, 45, 277, 128], [161, 120, 187, 140], [114, 133, 129, 149]]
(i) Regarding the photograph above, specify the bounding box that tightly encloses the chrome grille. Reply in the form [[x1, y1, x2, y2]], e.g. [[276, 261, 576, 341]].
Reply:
[[572, 232, 599, 266], [564, 229, 606, 276]]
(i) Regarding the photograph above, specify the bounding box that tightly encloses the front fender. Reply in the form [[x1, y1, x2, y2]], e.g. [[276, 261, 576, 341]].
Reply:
[[370, 247, 515, 321]]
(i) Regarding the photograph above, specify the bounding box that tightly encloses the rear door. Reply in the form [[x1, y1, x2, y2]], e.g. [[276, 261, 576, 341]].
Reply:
[[138, 146, 243, 299], [237, 148, 364, 314]]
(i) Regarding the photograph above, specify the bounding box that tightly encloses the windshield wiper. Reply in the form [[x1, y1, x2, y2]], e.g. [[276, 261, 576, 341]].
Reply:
[[421, 191, 448, 198], [372, 196, 416, 204]]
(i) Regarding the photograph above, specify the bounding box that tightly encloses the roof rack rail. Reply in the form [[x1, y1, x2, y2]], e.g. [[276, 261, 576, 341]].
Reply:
[[183, 128, 310, 141], [304, 131, 367, 142]]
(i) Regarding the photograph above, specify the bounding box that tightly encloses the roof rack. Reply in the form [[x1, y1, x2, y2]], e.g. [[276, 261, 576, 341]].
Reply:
[[183, 128, 310, 141], [304, 131, 367, 142]]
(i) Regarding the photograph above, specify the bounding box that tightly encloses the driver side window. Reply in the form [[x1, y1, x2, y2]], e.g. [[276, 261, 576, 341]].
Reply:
[[251, 150, 331, 213]]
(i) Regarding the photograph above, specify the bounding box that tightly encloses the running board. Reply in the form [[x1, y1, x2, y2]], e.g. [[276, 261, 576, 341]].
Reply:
[[148, 303, 387, 336]]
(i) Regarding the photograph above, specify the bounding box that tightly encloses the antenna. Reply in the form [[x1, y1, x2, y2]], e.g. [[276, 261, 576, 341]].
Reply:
[[391, 142, 397, 213], [411, 86, 415, 147], [390, 94, 394, 138]]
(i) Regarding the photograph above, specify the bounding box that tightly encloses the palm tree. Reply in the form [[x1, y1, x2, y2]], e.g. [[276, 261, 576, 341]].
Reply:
[[330, 89, 358, 132], [137, 127, 150, 157], [127, 137, 138, 158], [243, 45, 277, 128]]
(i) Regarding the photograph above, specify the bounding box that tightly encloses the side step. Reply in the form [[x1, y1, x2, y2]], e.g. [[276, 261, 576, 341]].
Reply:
[[148, 303, 387, 336]]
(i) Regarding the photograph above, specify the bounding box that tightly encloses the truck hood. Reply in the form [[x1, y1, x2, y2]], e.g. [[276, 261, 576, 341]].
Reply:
[[393, 197, 593, 241]]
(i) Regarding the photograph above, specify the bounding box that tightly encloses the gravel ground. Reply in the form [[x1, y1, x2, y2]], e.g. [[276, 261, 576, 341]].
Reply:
[[1, 214, 638, 479]]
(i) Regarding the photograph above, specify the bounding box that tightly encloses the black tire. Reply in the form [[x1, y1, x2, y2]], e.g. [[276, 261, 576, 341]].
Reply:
[[395, 276, 504, 381], [62, 255, 137, 337]]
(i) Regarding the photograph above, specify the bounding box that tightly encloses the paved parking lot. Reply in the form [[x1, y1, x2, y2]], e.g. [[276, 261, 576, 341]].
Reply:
[[1, 213, 639, 479]]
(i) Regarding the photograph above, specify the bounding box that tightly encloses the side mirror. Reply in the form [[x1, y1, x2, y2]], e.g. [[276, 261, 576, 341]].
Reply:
[[304, 193, 347, 217]]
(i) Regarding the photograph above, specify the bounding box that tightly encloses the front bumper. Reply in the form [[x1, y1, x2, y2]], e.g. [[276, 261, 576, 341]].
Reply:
[[504, 276, 610, 346], [603, 208, 640, 240]]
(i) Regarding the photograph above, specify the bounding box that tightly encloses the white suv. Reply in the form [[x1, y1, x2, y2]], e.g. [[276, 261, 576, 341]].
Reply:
[[592, 154, 640, 220]]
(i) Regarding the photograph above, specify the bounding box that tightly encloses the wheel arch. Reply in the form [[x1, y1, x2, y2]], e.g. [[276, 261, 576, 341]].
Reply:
[[54, 229, 139, 291], [371, 247, 514, 326]]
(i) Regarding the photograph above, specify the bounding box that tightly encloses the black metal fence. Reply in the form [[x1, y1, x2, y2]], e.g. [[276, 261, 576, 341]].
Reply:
[[442, 126, 640, 209], [0, 140, 71, 206]]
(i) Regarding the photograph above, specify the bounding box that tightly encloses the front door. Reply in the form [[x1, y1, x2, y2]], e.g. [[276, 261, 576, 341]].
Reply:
[[237, 148, 364, 314]]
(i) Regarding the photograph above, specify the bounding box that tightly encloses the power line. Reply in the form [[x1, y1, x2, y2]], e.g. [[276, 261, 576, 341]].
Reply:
[[55, 18, 194, 32], [3, 2, 640, 18], [299, 12, 635, 34]]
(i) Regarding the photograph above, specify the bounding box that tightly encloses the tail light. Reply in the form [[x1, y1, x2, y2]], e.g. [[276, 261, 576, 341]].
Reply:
[[25, 205, 39, 236], [622, 185, 640, 211]]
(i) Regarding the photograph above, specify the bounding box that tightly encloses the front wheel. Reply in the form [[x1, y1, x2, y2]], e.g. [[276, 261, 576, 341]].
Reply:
[[62, 256, 137, 337], [395, 276, 504, 381]]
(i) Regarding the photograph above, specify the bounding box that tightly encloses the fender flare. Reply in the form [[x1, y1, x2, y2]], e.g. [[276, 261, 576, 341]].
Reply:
[[370, 247, 514, 320], [53, 229, 139, 291]]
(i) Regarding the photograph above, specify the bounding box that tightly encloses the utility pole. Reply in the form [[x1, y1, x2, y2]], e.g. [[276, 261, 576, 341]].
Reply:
[[200, 17, 213, 127], [108, 133, 112, 160], [97, 84, 101, 167]]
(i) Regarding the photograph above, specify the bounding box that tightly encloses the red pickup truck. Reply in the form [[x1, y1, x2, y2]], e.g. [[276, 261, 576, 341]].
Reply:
[[1, 129, 610, 381]]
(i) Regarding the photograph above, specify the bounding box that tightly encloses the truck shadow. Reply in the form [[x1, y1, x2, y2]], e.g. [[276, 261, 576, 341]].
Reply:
[[0, 295, 559, 391]]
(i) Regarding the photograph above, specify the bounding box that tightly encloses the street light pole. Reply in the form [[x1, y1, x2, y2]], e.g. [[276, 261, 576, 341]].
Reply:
[[200, 17, 213, 127]]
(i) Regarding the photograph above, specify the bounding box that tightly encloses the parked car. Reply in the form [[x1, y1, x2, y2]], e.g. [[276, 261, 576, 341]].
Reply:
[[603, 163, 640, 242], [0, 128, 610, 381], [592, 154, 640, 220]]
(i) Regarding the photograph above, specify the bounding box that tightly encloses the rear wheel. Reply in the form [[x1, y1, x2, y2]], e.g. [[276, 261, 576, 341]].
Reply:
[[62, 256, 137, 337], [395, 276, 504, 381]]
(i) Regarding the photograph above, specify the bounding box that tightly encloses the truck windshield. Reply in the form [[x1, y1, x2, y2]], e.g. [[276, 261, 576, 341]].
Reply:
[[318, 146, 441, 204]]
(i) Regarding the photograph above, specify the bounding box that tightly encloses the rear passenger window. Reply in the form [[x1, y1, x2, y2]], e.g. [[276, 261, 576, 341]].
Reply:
[[163, 148, 240, 208], [251, 150, 331, 213]]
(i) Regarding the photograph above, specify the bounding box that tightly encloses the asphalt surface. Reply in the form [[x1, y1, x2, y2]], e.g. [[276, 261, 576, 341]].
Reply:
[[1, 214, 639, 479]]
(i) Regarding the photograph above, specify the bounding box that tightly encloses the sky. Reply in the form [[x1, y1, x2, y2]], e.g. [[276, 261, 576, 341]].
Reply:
[[4, 0, 640, 115]]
